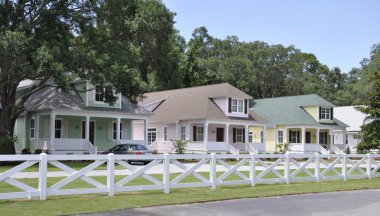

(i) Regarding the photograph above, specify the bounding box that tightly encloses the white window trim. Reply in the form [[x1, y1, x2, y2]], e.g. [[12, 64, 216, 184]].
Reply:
[[277, 130, 284, 144], [196, 126, 204, 142], [260, 130, 264, 143], [112, 121, 123, 140], [235, 128, 244, 143], [248, 131, 253, 143], [148, 128, 157, 144], [291, 130, 298, 143], [30, 118, 36, 139], [180, 126, 186, 141], [55, 119, 63, 139], [231, 98, 245, 113], [320, 107, 331, 120], [93, 86, 120, 105]]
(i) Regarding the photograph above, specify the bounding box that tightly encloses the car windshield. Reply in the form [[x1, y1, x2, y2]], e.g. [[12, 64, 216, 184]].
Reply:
[[128, 145, 147, 151]]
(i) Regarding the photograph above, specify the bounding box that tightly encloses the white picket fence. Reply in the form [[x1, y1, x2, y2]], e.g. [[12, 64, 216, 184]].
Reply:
[[0, 153, 379, 201]]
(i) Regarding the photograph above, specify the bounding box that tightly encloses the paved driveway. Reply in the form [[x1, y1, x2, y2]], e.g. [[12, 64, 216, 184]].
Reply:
[[79, 189, 380, 216]]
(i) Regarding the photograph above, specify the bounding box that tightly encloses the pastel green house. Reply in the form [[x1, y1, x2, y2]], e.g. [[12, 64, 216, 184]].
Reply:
[[251, 94, 348, 154], [13, 80, 151, 154]]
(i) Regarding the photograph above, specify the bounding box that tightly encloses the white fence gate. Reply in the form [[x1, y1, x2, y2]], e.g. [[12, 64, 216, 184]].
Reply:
[[0, 153, 379, 201]]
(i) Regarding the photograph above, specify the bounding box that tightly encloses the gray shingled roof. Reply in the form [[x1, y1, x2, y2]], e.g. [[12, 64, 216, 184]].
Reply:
[[140, 83, 267, 124], [24, 86, 150, 115], [251, 94, 347, 128]]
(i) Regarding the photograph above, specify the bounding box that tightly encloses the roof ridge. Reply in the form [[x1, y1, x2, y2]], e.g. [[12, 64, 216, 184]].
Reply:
[[144, 83, 230, 95], [253, 94, 319, 101]]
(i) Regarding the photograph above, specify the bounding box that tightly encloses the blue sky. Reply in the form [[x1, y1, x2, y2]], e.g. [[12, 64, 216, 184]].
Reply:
[[162, 0, 380, 73]]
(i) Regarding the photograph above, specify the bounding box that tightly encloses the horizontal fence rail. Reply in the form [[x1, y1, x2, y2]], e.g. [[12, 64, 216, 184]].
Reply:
[[0, 153, 379, 201]]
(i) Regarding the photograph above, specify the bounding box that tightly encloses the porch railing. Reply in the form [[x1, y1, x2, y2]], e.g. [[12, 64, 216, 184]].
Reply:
[[36, 138, 97, 154], [228, 143, 240, 154], [245, 143, 258, 154], [147, 139, 158, 151]]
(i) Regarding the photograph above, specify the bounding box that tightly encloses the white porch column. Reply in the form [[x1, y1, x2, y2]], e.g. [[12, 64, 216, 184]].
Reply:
[[342, 129, 347, 152], [116, 118, 121, 144], [301, 127, 306, 152], [144, 119, 148, 145], [50, 113, 55, 149], [204, 122, 208, 145], [316, 128, 320, 146], [262, 125, 266, 145], [329, 129, 334, 150], [85, 116, 90, 142], [36, 114, 40, 149], [175, 121, 179, 140], [245, 125, 249, 144], [225, 124, 229, 144]]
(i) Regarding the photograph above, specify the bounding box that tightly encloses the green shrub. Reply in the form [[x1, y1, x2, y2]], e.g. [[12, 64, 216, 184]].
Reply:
[[0, 136, 16, 154], [21, 148, 31, 154], [276, 143, 290, 154], [171, 140, 188, 154], [34, 149, 43, 154], [346, 146, 351, 154]]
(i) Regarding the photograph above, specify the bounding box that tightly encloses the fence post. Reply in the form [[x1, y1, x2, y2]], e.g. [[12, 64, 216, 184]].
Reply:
[[163, 153, 170, 194], [367, 153, 372, 180], [315, 153, 320, 182], [38, 153, 47, 200], [210, 153, 216, 190], [284, 152, 290, 184], [342, 153, 347, 181], [107, 153, 115, 196], [250, 153, 256, 186]]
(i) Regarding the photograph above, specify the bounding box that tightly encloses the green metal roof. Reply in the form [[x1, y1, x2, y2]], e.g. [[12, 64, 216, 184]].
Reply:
[[251, 94, 347, 128]]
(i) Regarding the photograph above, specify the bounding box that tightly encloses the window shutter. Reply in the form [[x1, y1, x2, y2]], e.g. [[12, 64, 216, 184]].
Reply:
[[244, 99, 248, 114], [193, 126, 197, 141], [44, 119, 50, 138], [330, 108, 334, 120], [297, 131, 300, 143], [243, 128, 245, 143], [108, 121, 113, 141], [289, 130, 292, 143], [228, 97, 232, 113], [325, 132, 328, 144], [319, 107, 322, 119], [233, 128, 236, 143]]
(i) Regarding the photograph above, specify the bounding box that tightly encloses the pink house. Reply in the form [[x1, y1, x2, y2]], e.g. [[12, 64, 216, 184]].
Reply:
[[133, 83, 267, 153]]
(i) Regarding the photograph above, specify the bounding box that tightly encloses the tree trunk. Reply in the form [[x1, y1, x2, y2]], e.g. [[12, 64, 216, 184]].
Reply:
[[0, 105, 17, 155]]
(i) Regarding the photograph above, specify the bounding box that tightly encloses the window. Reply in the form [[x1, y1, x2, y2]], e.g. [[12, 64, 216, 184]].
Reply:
[[55, 120, 62, 138], [319, 132, 326, 144], [277, 131, 284, 143], [148, 128, 157, 144], [112, 122, 123, 140], [260, 130, 264, 143], [290, 130, 298, 143], [196, 126, 204, 142], [232, 99, 244, 113], [345, 134, 348, 145], [30, 118, 35, 139], [180, 126, 186, 141], [235, 128, 243, 143], [95, 86, 105, 102], [320, 108, 331, 120], [248, 131, 253, 143], [163, 127, 167, 142]]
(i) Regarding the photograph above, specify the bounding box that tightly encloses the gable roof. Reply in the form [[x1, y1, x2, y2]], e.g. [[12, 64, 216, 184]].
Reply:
[[23, 86, 150, 115], [140, 83, 266, 124], [251, 94, 346, 128], [334, 106, 367, 131]]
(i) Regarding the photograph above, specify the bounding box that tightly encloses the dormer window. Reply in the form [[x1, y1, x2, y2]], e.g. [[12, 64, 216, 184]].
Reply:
[[320, 108, 331, 120], [95, 86, 105, 102], [232, 98, 244, 113]]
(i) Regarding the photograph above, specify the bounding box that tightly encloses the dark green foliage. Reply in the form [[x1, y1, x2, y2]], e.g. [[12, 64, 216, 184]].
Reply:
[[171, 140, 188, 154], [0, 136, 15, 154], [34, 149, 43, 154], [21, 148, 31, 154]]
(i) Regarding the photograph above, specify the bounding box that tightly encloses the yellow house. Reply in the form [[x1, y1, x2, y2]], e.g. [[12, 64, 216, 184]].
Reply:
[[250, 94, 348, 153]]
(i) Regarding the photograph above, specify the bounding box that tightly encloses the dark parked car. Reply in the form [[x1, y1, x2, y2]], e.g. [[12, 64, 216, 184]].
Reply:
[[104, 144, 153, 164]]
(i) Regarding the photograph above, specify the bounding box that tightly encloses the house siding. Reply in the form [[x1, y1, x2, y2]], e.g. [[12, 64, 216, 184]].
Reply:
[[266, 128, 276, 152]]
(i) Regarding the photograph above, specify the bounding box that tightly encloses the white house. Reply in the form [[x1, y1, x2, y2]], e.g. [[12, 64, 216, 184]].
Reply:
[[334, 106, 367, 152]]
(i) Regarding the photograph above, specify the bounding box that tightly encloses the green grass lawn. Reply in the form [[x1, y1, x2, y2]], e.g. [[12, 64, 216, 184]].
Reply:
[[0, 167, 374, 216]]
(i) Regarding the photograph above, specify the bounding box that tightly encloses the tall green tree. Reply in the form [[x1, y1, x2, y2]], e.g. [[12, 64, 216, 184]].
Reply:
[[356, 51, 380, 153], [0, 0, 179, 154]]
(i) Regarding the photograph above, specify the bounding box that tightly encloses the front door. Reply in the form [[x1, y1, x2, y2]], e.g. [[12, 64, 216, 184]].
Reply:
[[306, 132, 311, 144], [216, 128, 224, 142], [82, 121, 95, 145]]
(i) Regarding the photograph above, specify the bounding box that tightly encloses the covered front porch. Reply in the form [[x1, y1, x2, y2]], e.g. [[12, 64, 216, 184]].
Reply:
[[279, 126, 347, 153], [25, 110, 148, 154], [182, 120, 266, 154]]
